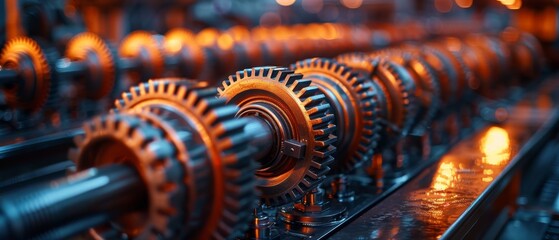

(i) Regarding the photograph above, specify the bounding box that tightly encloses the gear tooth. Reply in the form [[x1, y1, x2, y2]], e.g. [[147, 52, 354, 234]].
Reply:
[[297, 85, 320, 99]]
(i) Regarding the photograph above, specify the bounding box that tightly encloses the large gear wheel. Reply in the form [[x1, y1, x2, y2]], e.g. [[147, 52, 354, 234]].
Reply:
[[218, 67, 336, 206], [291, 58, 379, 172], [0, 36, 51, 112], [164, 28, 207, 79], [65, 32, 116, 100], [119, 31, 165, 84], [69, 112, 187, 239], [114, 79, 256, 239]]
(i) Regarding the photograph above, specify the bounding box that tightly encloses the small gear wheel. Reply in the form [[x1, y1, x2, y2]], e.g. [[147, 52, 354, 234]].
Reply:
[[0, 36, 51, 112], [66, 32, 116, 100], [291, 58, 379, 172], [119, 31, 165, 84], [69, 112, 186, 239], [164, 28, 207, 79], [114, 79, 256, 239], [218, 66, 337, 206]]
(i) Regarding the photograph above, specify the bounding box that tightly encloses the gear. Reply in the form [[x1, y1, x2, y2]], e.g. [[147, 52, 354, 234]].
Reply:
[[369, 56, 418, 135], [500, 28, 545, 80], [0, 36, 51, 112], [218, 66, 336, 206], [119, 31, 165, 84], [114, 79, 256, 239], [291, 58, 379, 172], [370, 49, 441, 132], [69, 112, 186, 238], [65, 32, 116, 100], [164, 28, 206, 79]]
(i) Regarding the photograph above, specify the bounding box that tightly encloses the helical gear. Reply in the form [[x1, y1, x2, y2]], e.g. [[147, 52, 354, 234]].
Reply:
[[69, 112, 186, 239], [218, 66, 336, 206], [65, 32, 116, 100], [114, 79, 256, 239], [119, 31, 165, 84], [291, 58, 379, 172], [0, 37, 51, 112]]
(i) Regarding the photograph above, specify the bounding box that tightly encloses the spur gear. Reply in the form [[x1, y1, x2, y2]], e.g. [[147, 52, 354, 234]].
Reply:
[[65, 32, 116, 100], [114, 79, 256, 239], [291, 58, 379, 172], [119, 31, 165, 84], [218, 67, 336, 206], [0, 36, 51, 112], [69, 112, 187, 238]]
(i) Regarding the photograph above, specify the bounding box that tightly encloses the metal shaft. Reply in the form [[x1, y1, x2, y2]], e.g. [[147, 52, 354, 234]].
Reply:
[[0, 164, 147, 240], [244, 116, 274, 161], [0, 69, 19, 85], [55, 59, 89, 77]]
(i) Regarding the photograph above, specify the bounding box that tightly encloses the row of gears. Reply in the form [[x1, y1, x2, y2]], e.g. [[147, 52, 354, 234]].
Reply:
[[0, 23, 414, 130], [0, 28, 544, 239]]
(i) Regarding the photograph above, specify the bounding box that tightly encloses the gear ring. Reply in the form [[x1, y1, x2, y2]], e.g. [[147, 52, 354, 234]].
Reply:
[[119, 31, 165, 84], [114, 79, 256, 239], [69, 112, 185, 238], [66, 32, 116, 100], [291, 58, 379, 172], [218, 66, 336, 206], [0, 36, 51, 112]]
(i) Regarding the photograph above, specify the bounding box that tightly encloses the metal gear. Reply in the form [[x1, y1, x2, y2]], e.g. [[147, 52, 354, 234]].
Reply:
[[0, 36, 51, 112], [164, 28, 206, 79], [65, 32, 116, 100], [291, 58, 379, 172], [119, 31, 165, 84], [114, 79, 256, 239], [369, 49, 441, 132], [500, 28, 545, 80], [69, 112, 186, 239], [218, 66, 336, 206]]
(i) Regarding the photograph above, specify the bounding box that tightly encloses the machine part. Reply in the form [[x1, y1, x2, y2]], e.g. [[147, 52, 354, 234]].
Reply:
[[119, 31, 164, 84], [441, 37, 491, 93], [0, 36, 51, 112], [114, 79, 257, 239], [164, 28, 206, 79], [501, 28, 546, 81], [370, 57, 417, 135], [278, 187, 347, 226], [65, 32, 116, 100], [218, 67, 336, 206], [292, 58, 379, 172], [69, 112, 184, 238]]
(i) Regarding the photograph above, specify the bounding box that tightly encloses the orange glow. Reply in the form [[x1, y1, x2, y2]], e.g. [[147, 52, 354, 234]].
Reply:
[[195, 28, 220, 47], [341, 0, 363, 9], [432, 162, 457, 191], [276, 0, 296, 6], [455, 0, 472, 8], [435, 0, 453, 13], [217, 34, 234, 50], [507, 0, 521, 10], [480, 127, 511, 166]]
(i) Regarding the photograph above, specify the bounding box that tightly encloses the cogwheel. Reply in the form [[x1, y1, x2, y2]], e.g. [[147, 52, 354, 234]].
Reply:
[[0, 36, 51, 112], [119, 31, 165, 84], [291, 58, 379, 172], [218, 66, 337, 206], [165, 28, 207, 79], [69, 112, 185, 239], [114, 79, 256, 240], [66, 32, 116, 100], [370, 49, 441, 132], [369, 56, 417, 135]]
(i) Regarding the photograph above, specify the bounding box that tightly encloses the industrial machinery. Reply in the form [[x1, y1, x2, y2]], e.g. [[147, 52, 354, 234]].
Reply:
[[0, 0, 558, 239]]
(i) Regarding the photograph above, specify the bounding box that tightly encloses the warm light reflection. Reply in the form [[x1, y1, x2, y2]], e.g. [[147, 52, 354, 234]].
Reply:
[[195, 28, 220, 47], [498, 0, 522, 10], [276, 0, 296, 6], [480, 127, 511, 166], [455, 0, 472, 8], [217, 34, 234, 50], [432, 162, 457, 191], [341, 0, 363, 9]]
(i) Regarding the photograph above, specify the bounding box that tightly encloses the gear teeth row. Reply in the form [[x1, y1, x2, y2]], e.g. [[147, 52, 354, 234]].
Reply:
[[113, 79, 257, 240], [0, 37, 51, 112], [219, 66, 336, 207], [292, 58, 380, 172], [70, 112, 183, 239]]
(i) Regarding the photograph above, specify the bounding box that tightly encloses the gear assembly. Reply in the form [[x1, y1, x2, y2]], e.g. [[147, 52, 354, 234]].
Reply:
[[0, 0, 559, 240]]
